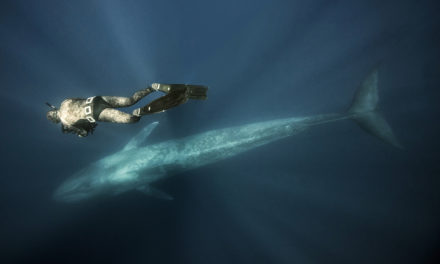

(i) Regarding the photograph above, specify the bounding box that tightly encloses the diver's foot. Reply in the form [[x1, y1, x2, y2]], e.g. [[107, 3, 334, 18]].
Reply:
[[151, 83, 185, 94], [151, 83, 162, 92], [151, 83, 208, 100], [133, 106, 159, 116], [133, 108, 141, 117]]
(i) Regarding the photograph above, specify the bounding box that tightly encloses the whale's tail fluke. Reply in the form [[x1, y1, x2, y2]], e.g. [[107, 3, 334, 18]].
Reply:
[[348, 69, 403, 149]]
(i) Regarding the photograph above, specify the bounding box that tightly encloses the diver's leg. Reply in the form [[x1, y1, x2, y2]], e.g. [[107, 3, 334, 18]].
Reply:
[[132, 90, 189, 116], [101, 87, 155, 108], [98, 108, 140, 123]]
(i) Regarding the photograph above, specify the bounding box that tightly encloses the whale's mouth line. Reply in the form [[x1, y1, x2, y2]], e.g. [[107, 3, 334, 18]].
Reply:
[[53, 185, 91, 202], [54, 191, 90, 203]]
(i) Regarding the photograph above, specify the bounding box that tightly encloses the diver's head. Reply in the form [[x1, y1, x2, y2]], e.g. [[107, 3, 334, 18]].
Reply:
[[46, 109, 60, 123]]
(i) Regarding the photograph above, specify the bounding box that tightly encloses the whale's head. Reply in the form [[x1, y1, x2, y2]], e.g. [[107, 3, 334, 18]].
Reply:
[[53, 163, 108, 203]]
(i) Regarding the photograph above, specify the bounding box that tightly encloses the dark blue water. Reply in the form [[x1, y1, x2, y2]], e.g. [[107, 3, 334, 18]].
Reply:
[[1, 0, 439, 263]]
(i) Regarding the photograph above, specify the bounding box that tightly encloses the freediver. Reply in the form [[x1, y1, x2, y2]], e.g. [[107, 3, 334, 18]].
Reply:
[[46, 83, 208, 137]]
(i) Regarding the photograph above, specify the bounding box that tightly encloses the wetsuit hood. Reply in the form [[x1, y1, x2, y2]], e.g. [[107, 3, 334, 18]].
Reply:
[[46, 109, 60, 123]]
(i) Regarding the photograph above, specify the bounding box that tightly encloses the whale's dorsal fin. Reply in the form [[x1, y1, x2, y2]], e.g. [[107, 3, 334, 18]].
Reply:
[[123, 122, 159, 151], [137, 185, 174, 200]]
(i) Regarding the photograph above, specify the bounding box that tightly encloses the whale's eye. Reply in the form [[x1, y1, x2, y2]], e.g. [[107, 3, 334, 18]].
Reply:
[[78, 181, 91, 191]]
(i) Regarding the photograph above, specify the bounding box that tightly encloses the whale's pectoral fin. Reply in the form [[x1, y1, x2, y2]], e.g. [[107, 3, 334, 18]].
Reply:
[[137, 186, 174, 200], [123, 122, 159, 151]]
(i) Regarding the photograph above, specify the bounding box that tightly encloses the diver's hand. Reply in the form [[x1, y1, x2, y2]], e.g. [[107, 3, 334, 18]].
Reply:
[[61, 123, 88, 137], [77, 130, 88, 137], [68, 125, 87, 137]]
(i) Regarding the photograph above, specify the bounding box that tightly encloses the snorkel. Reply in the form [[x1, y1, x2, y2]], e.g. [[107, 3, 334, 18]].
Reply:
[[46, 102, 58, 110]]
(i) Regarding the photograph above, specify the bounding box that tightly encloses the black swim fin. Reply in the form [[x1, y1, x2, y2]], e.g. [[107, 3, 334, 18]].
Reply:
[[133, 83, 208, 116], [151, 83, 208, 100], [133, 89, 188, 115]]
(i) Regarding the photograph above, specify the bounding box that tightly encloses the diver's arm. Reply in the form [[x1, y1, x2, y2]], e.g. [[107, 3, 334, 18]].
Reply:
[[61, 123, 88, 137]]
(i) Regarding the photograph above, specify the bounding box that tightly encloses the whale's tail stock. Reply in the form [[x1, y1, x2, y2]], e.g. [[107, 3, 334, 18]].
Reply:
[[348, 69, 403, 149]]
